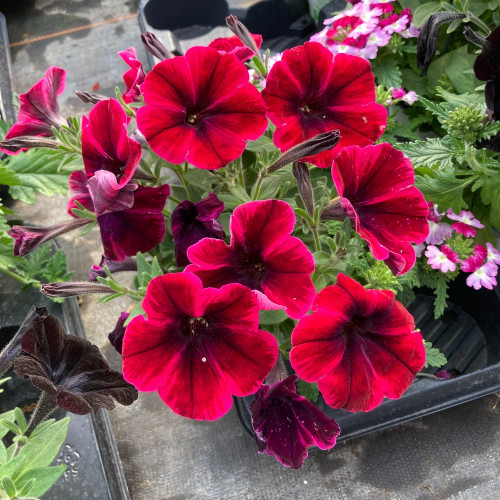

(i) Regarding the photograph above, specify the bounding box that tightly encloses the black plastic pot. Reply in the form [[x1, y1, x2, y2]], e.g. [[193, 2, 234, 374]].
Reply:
[[0, 273, 131, 500], [235, 277, 500, 443]]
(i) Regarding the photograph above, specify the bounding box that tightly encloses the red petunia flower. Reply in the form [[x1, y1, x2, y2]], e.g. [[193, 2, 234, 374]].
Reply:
[[136, 46, 268, 169], [261, 42, 387, 168], [67, 170, 94, 217], [290, 274, 426, 412], [2, 66, 66, 154], [122, 272, 278, 420], [250, 375, 340, 469], [118, 47, 146, 103], [208, 33, 263, 62], [88, 170, 170, 261], [185, 199, 315, 319], [323, 143, 429, 275], [82, 98, 142, 187]]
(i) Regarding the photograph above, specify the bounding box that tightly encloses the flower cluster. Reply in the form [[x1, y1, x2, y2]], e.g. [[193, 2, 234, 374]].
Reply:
[[415, 204, 499, 290], [311, 0, 419, 60]]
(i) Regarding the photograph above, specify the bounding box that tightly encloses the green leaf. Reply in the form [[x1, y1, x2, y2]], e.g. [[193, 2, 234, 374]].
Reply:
[[14, 478, 35, 498], [0, 411, 15, 440], [0, 163, 20, 186], [0, 477, 16, 498], [259, 309, 288, 325], [480, 176, 500, 229], [296, 379, 319, 403], [468, 0, 496, 16], [423, 340, 447, 368], [9, 417, 69, 482], [398, 138, 455, 168], [228, 185, 251, 203], [371, 57, 402, 89], [6, 148, 71, 204], [412, 2, 441, 27], [246, 135, 277, 154], [15, 465, 66, 498], [0, 442, 7, 465], [415, 171, 475, 213], [477, 121, 500, 141], [433, 274, 449, 319], [13, 408, 27, 435], [417, 96, 449, 123], [0, 420, 20, 436]]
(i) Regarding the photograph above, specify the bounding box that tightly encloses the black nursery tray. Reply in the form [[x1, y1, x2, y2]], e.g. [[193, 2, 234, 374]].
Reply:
[[235, 277, 500, 443], [0, 276, 131, 500]]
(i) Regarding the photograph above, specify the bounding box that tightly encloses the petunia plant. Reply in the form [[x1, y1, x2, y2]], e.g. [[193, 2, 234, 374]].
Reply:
[[1, 5, 499, 470]]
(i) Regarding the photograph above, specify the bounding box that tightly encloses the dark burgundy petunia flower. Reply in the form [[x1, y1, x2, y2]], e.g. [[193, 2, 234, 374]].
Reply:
[[250, 375, 340, 469], [473, 26, 500, 82], [122, 272, 278, 420], [88, 255, 137, 281], [136, 46, 268, 169], [88, 170, 170, 261], [82, 98, 142, 187], [0, 306, 48, 378], [290, 274, 426, 412], [185, 199, 315, 319], [208, 33, 263, 62], [261, 42, 387, 168], [67, 170, 94, 217], [322, 143, 429, 275], [108, 312, 129, 354], [2, 66, 66, 154], [8, 218, 93, 257], [13, 314, 138, 415], [118, 47, 146, 103], [171, 193, 225, 267]]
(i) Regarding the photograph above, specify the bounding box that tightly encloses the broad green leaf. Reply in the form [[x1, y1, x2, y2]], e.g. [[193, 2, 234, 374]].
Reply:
[[424, 340, 447, 368], [9, 417, 69, 482], [0, 441, 7, 464], [6, 148, 72, 204], [477, 121, 500, 141], [480, 176, 500, 229], [412, 2, 441, 27], [0, 163, 20, 186], [0, 411, 15, 440], [398, 138, 455, 168], [296, 379, 319, 403], [0, 477, 15, 498], [417, 96, 449, 123], [124, 301, 146, 326], [371, 57, 402, 89], [246, 134, 276, 154], [15, 465, 66, 498], [415, 171, 475, 213], [0, 420, 19, 436], [468, 0, 497, 16], [259, 309, 287, 325], [228, 185, 251, 203]]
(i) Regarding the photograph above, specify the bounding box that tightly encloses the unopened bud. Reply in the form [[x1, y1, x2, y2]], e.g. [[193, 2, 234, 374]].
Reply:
[[41, 281, 115, 298], [320, 197, 346, 221], [292, 162, 314, 217], [0, 136, 58, 152], [75, 90, 108, 104], [463, 27, 486, 48], [268, 130, 341, 173], [226, 15, 261, 57], [141, 32, 175, 61]]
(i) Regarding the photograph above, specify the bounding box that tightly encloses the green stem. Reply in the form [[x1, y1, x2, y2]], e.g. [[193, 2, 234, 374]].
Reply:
[[312, 224, 321, 252], [175, 164, 192, 201], [252, 172, 265, 200], [1, 269, 30, 284]]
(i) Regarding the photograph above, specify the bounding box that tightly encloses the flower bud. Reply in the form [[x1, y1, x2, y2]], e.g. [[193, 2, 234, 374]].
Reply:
[[292, 162, 314, 217], [141, 32, 175, 61], [320, 197, 346, 221], [0, 136, 58, 152], [41, 281, 115, 297], [75, 90, 108, 104], [268, 130, 341, 173], [226, 15, 261, 57]]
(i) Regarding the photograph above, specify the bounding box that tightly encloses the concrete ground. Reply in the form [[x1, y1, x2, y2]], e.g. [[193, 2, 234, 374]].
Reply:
[[2, 1, 500, 499]]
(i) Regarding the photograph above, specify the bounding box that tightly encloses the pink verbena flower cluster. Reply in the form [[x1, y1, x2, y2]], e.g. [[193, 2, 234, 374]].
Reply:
[[310, 0, 419, 60], [417, 203, 500, 290]]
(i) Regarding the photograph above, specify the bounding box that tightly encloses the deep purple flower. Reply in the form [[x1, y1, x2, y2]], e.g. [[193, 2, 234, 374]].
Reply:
[[250, 375, 340, 469], [171, 193, 225, 266], [8, 219, 93, 257], [108, 312, 129, 354], [13, 314, 138, 415]]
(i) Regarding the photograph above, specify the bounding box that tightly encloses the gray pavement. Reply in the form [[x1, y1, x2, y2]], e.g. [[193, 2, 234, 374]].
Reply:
[[2, 1, 500, 498]]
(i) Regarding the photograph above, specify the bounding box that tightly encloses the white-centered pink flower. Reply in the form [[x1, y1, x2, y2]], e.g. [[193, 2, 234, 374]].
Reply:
[[366, 29, 391, 47], [384, 15, 410, 35], [447, 210, 484, 238], [426, 220, 452, 245], [461, 244, 498, 290], [486, 242, 500, 265], [402, 91, 418, 105], [425, 245, 459, 273]]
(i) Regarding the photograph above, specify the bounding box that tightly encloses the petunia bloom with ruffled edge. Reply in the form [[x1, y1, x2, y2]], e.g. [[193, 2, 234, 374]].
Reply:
[[250, 374, 340, 469], [323, 143, 429, 275], [13, 314, 138, 415], [88, 170, 170, 261], [290, 274, 426, 412], [171, 193, 225, 267], [425, 244, 459, 273], [2, 66, 66, 154], [447, 210, 484, 238], [185, 199, 316, 319], [82, 98, 142, 187], [261, 42, 387, 168], [122, 272, 278, 420], [136, 46, 268, 169], [67, 170, 94, 217], [208, 34, 263, 62], [118, 47, 146, 103]]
